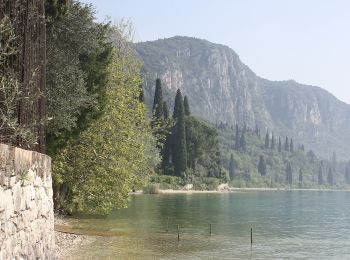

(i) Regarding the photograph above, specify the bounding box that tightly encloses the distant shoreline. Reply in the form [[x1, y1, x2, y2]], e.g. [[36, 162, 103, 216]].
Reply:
[[131, 187, 350, 195]]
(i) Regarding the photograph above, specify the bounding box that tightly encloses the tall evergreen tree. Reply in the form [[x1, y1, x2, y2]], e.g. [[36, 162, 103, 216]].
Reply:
[[173, 89, 183, 119], [290, 138, 294, 153], [173, 94, 187, 177], [184, 96, 190, 116], [163, 101, 169, 119], [284, 136, 289, 152], [235, 124, 240, 151], [327, 167, 334, 186], [265, 130, 270, 149], [318, 165, 324, 185], [152, 78, 163, 118], [345, 161, 350, 185], [240, 131, 246, 152], [332, 152, 337, 171], [229, 154, 235, 180], [271, 132, 275, 150], [255, 124, 260, 138], [258, 155, 267, 176], [278, 137, 282, 152], [299, 168, 303, 188], [286, 162, 293, 185]]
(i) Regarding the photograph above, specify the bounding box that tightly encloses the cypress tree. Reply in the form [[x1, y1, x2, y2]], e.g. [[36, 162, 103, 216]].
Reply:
[[299, 168, 303, 188], [318, 166, 324, 185], [271, 132, 275, 150], [163, 101, 169, 119], [286, 162, 292, 185], [258, 155, 267, 176], [327, 168, 334, 186], [229, 154, 235, 180], [173, 89, 183, 119], [152, 78, 163, 118], [332, 152, 337, 171], [278, 137, 282, 152], [345, 161, 350, 185], [235, 124, 240, 151], [240, 131, 246, 152], [265, 130, 270, 149], [184, 96, 190, 116], [290, 138, 294, 153], [173, 96, 187, 177], [284, 136, 289, 152]]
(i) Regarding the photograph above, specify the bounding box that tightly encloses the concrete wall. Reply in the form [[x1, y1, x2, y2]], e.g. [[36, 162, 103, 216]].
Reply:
[[0, 144, 54, 259]]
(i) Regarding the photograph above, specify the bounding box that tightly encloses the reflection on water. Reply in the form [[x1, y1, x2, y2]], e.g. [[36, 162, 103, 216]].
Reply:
[[65, 191, 350, 259]]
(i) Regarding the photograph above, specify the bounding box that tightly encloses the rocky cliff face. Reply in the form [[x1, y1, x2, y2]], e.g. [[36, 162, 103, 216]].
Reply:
[[135, 36, 350, 159]]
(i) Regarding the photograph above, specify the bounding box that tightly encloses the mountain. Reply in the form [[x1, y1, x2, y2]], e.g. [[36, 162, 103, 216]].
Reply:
[[134, 36, 350, 160]]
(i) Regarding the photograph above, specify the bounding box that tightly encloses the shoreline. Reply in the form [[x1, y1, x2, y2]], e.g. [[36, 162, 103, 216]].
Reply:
[[131, 187, 350, 195]]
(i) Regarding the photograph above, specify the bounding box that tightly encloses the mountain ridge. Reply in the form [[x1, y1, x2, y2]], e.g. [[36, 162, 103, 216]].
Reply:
[[134, 36, 350, 160]]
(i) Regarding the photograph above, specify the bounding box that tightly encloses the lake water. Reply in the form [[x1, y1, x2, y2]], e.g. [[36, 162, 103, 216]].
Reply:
[[65, 191, 350, 259]]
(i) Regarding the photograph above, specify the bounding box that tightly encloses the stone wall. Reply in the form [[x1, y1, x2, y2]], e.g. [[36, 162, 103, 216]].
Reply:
[[0, 144, 54, 259]]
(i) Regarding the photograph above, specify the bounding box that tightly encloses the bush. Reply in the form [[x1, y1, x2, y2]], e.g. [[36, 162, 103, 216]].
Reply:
[[143, 183, 160, 194]]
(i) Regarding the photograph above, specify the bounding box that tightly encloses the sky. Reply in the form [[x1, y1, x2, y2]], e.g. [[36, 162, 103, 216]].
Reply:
[[80, 0, 350, 104]]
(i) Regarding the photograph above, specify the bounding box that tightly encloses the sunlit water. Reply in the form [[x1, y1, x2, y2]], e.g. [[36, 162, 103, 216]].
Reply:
[[65, 191, 350, 259]]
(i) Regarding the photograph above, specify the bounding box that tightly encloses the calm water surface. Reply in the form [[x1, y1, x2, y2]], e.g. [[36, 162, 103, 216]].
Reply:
[[66, 191, 350, 259]]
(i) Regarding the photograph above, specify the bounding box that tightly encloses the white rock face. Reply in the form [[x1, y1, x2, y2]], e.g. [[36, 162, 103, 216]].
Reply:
[[0, 144, 54, 259]]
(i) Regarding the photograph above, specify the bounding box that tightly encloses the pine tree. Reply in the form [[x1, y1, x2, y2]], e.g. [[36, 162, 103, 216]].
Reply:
[[290, 138, 294, 153], [163, 101, 169, 119], [173, 95, 187, 177], [229, 154, 235, 180], [265, 130, 270, 149], [327, 167, 334, 186], [235, 124, 240, 151], [299, 168, 303, 188], [173, 89, 183, 119], [318, 165, 324, 185], [284, 136, 289, 152], [258, 155, 267, 176], [271, 132, 275, 150], [278, 137, 282, 152], [152, 78, 163, 118], [184, 96, 190, 116]]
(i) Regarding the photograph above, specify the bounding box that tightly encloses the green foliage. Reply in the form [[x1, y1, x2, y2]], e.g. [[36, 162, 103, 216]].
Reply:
[[286, 162, 292, 185], [228, 154, 236, 180], [173, 89, 182, 119], [184, 96, 190, 116], [173, 93, 187, 177], [152, 78, 164, 119], [258, 155, 266, 176], [52, 24, 160, 215], [143, 183, 160, 194]]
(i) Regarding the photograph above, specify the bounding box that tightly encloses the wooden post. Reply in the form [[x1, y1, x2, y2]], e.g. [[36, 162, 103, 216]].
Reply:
[[250, 228, 253, 245], [177, 224, 180, 241], [210, 224, 212, 236], [166, 217, 170, 233]]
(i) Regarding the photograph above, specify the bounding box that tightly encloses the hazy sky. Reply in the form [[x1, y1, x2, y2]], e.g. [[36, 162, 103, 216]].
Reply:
[[80, 0, 350, 104]]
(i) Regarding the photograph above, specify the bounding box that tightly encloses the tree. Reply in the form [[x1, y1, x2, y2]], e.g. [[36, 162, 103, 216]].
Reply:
[[240, 131, 246, 152], [258, 155, 267, 176], [327, 168, 334, 186], [173, 89, 183, 119], [53, 27, 160, 214], [235, 124, 240, 150], [173, 92, 187, 177], [152, 78, 164, 119], [299, 168, 303, 188], [278, 137, 282, 152], [265, 130, 270, 149], [255, 124, 260, 138], [271, 132, 275, 150], [229, 154, 236, 180], [345, 161, 350, 185], [284, 136, 289, 152], [286, 162, 292, 185], [163, 101, 169, 119], [184, 96, 190, 116], [332, 152, 337, 171], [318, 165, 324, 185], [290, 138, 294, 153]]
